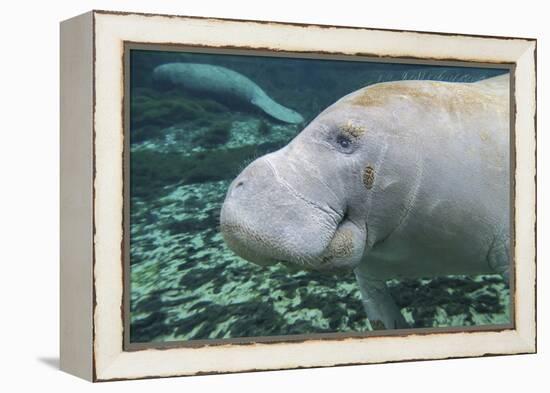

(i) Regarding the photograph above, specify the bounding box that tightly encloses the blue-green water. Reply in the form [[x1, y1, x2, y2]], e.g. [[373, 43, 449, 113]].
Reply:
[[129, 49, 510, 344]]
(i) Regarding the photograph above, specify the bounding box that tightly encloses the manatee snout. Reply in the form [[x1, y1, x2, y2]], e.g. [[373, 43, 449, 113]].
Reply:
[[220, 153, 367, 272]]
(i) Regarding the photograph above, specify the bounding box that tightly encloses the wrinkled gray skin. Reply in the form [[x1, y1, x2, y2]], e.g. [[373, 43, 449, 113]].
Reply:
[[153, 63, 304, 124], [220, 75, 510, 330]]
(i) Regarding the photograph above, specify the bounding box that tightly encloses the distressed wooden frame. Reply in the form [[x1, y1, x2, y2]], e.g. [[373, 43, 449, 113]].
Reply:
[[60, 10, 537, 382]]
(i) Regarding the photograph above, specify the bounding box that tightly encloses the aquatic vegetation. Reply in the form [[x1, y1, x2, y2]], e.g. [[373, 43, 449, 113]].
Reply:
[[192, 120, 232, 148], [196, 99, 229, 114], [389, 276, 508, 328], [163, 210, 219, 235], [130, 141, 287, 199], [131, 125, 164, 144], [131, 95, 202, 129], [130, 87, 232, 145], [257, 119, 270, 135]]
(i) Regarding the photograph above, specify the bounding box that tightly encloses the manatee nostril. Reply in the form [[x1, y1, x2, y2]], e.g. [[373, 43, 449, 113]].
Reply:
[[230, 179, 246, 198]]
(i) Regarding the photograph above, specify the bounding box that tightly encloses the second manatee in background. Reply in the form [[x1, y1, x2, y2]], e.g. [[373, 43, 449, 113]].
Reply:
[[153, 62, 304, 124]]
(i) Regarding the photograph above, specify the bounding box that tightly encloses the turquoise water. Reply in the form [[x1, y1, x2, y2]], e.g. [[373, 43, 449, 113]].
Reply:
[[129, 49, 510, 344]]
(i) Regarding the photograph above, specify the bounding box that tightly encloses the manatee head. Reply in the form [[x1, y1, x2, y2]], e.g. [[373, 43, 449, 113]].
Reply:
[[220, 92, 398, 272]]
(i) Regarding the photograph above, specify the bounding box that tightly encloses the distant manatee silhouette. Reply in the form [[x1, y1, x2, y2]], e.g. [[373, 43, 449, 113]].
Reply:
[[153, 63, 304, 124]]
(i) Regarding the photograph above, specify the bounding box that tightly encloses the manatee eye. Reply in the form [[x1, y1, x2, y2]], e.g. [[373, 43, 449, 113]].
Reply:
[[336, 134, 352, 149]]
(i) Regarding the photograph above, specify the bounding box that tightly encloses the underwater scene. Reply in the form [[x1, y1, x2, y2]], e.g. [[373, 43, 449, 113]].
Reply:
[[129, 48, 511, 344]]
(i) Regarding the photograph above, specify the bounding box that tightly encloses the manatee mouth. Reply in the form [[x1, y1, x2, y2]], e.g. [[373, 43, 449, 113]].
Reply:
[[221, 199, 366, 272], [313, 215, 367, 272], [219, 221, 283, 267]]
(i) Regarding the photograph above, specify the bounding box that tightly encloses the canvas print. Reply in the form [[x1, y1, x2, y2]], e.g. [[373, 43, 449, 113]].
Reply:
[[128, 48, 511, 344]]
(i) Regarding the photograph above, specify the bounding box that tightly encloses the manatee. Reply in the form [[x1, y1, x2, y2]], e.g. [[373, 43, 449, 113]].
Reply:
[[220, 74, 510, 330], [152, 63, 304, 124]]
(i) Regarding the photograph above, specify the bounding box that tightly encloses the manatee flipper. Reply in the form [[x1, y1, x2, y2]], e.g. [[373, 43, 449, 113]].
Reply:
[[252, 94, 304, 124], [354, 264, 409, 330]]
